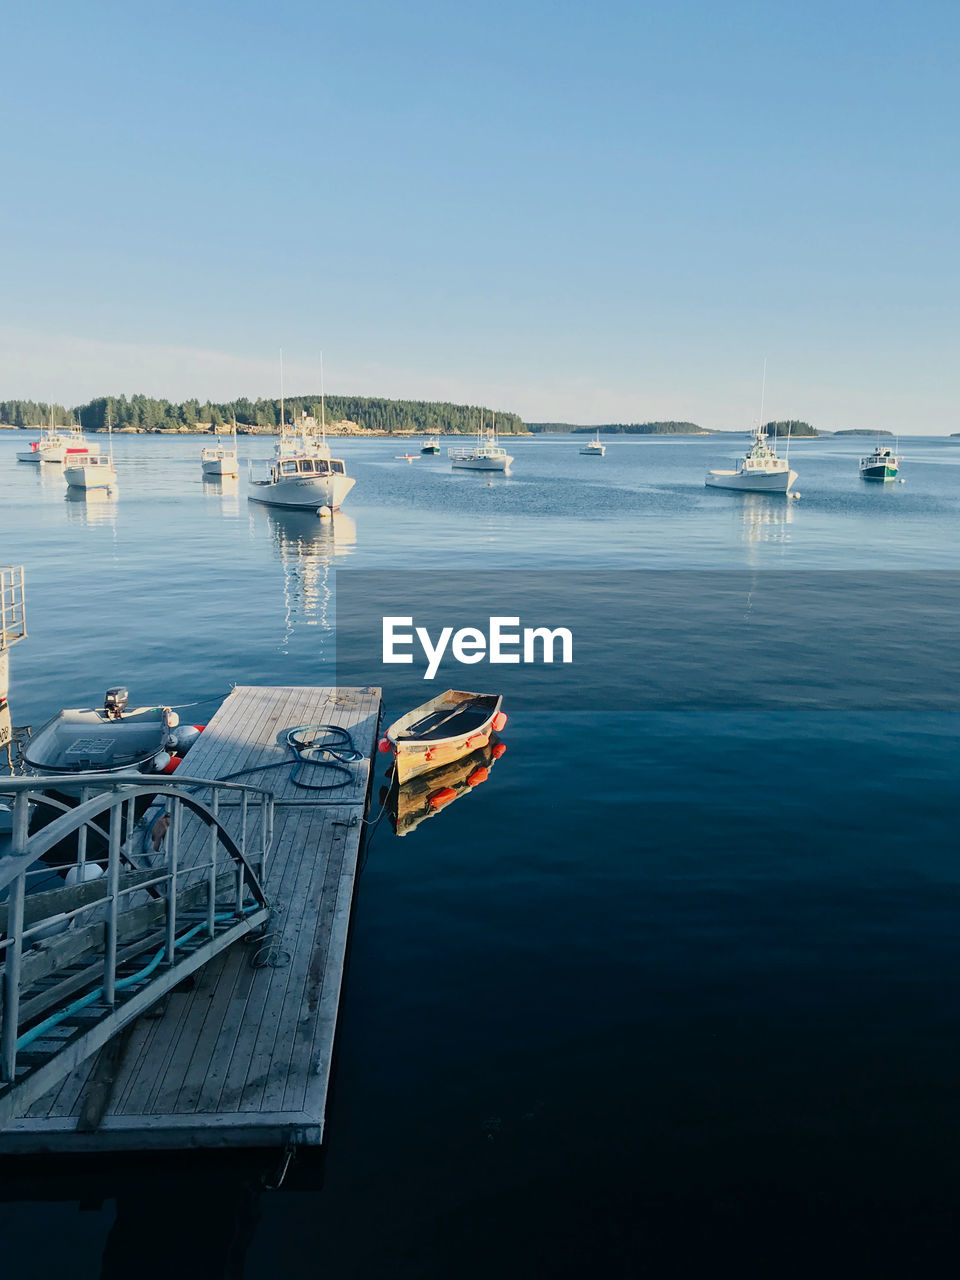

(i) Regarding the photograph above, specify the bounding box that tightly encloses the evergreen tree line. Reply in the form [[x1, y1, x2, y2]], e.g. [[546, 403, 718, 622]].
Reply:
[[0, 394, 526, 435]]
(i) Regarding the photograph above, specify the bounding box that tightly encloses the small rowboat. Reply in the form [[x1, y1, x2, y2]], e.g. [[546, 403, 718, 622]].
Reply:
[[380, 689, 506, 785]]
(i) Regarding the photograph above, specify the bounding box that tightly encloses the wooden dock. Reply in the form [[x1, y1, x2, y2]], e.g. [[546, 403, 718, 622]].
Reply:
[[0, 684, 381, 1154]]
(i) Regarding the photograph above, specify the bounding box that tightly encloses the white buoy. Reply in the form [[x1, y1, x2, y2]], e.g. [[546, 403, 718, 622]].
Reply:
[[65, 861, 105, 887], [317, 505, 332, 518]]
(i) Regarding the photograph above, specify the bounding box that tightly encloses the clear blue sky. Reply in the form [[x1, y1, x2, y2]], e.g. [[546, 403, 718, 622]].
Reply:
[[2, 0, 957, 431]]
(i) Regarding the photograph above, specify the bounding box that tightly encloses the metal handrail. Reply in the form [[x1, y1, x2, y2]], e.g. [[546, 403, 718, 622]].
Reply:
[[0, 566, 27, 652], [0, 772, 274, 1086]]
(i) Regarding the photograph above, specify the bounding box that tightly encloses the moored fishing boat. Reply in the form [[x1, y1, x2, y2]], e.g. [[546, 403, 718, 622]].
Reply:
[[16, 423, 91, 465], [705, 422, 797, 493], [201, 428, 240, 478], [63, 453, 117, 490], [380, 689, 506, 785], [248, 355, 355, 512], [421, 437, 441, 454], [64, 415, 115, 490], [449, 414, 513, 472], [580, 431, 606, 456], [859, 444, 899, 481]]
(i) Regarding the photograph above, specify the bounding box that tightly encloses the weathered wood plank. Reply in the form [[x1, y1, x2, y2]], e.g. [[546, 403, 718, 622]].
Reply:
[[0, 685, 381, 1152]]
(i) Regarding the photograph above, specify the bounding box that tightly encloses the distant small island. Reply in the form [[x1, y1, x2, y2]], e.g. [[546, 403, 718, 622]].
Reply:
[[763, 420, 818, 438], [833, 428, 893, 437], [527, 421, 711, 435]]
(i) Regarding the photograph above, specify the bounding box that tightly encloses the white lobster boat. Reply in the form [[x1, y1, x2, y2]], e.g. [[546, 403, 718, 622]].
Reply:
[[17, 424, 92, 465], [449, 415, 513, 472], [201, 431, 240, 478], [64, 453, 117, 491], [706, 422, 797, 494], [580, 431, 606, 456], [249, 428, 354, 512], [249, 357, 355, 513]]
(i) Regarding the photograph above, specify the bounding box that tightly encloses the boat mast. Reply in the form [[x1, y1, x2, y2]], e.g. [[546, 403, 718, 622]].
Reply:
[[320, 350, 327, 447], [757, 357, 767, 444], [279, 348, 285, 440]]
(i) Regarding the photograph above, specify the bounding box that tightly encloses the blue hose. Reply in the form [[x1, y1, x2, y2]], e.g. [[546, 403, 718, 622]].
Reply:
[[17, 908, 257, 1051]]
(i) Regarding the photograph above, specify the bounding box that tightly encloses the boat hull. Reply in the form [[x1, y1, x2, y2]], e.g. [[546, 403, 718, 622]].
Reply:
[[248, 472, 355, 510], [17, 448, 64, 464], [202, 457, 240, 478], [706, 468, 797, 493], [860, 464, 898, 481], [385, 690, 503, 785], [64, 465, 117, 490], [451, 455, 513, 471]]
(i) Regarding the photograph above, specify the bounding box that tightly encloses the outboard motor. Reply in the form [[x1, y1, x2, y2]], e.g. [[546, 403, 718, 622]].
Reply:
[[104, 686, 129, 720]]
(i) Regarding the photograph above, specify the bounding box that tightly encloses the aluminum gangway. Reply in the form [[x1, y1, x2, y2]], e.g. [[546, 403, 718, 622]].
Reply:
[[0, 772, 273, 1129]]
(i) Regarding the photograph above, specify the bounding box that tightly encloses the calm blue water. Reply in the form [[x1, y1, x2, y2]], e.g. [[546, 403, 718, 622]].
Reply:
[[2, 432, 960, 1277]]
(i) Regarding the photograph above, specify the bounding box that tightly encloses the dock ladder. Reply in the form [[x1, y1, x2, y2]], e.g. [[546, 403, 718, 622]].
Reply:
[[0, 772, 273, 1128]]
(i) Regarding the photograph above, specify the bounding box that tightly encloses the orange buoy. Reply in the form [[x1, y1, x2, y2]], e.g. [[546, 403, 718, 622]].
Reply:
[[492, 711, 507, 732], [492, 742, 507, 759], [377, 737, 393, 754], [161, 755, 183, 774], [428, 787, 457, 809], [466, 766, 489, 787]]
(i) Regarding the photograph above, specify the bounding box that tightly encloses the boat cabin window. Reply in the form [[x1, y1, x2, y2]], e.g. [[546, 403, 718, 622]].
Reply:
[[299, 459, 315, 473], [280, 460, 298, 475], [330, 460, 344, 474]]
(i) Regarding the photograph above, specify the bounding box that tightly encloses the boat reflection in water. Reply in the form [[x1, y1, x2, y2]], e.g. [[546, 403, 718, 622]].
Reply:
[[251, 505, 357, 647], [383, 736, 507, 837], [202, 473, 241, 518], [63, 486, 119, 529], [739, 491, 795, 547]]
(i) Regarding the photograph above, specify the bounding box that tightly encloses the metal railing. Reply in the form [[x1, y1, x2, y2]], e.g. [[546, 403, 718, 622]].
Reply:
[[0, 772, 274, 1092], [0, 567, 26, 652]]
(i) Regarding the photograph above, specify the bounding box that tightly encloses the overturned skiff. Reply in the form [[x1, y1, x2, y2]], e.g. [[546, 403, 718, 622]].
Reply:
[[380, 689, 506, 785]]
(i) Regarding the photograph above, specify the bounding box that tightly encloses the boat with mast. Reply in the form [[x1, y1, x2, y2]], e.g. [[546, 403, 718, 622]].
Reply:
[[201, 419, 240, 478], [63, 411, 116, 491], [248, 352, 355, 513], [580, 430, 606, 456], [705, 365, 798, 494], [448, 413, 514, 472], [16, 417, 92, 465]]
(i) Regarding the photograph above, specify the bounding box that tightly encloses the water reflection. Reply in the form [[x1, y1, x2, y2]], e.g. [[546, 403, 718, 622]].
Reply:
[[383, 736, 507, 837], [739, 493, 795, 546], [64, 487, 119, 528], [202, 474, 241, 518], [251, 505, 357, 647]]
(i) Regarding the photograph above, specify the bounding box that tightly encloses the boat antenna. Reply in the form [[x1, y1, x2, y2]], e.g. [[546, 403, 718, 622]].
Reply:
[[320, 350, 327, 445], [758, 357, 767, 441], [279, 348, 285, 435]]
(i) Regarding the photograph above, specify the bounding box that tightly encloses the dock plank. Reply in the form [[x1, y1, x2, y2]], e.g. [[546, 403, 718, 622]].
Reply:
[[1, 685, 381, 1152]]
